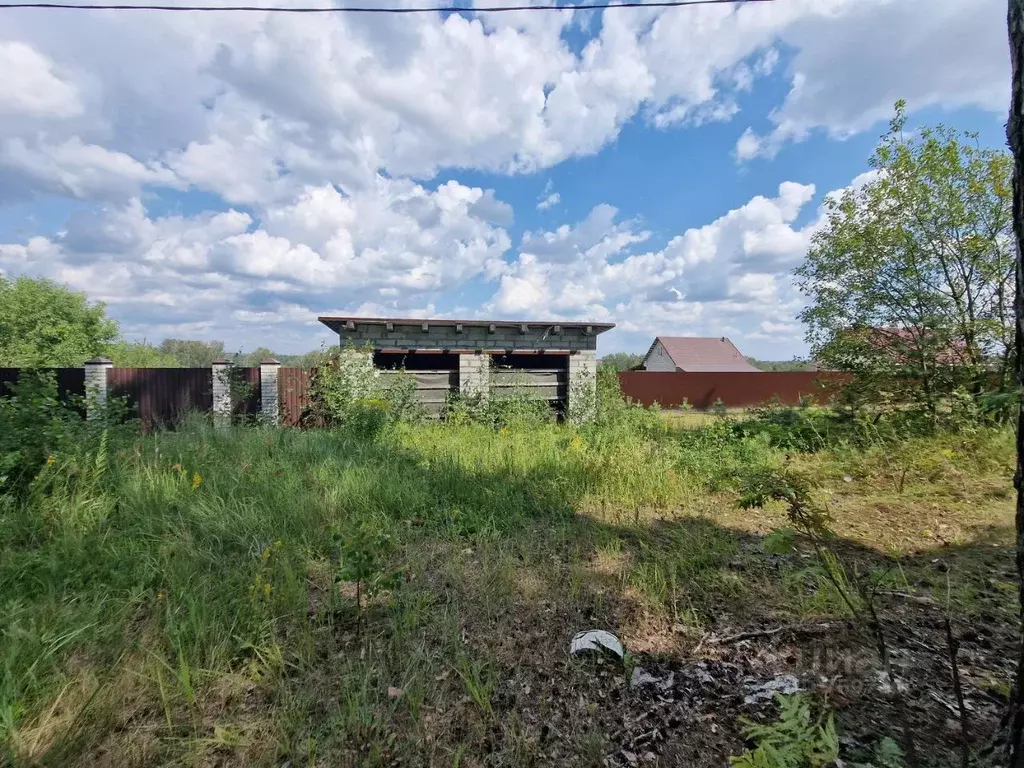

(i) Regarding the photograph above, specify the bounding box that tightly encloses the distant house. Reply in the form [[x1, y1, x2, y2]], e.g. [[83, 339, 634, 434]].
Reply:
[[641, 336, 761, 373]]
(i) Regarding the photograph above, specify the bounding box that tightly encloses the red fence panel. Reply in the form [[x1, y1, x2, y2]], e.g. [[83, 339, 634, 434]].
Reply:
[[617, 371, 852, 409], [109, 368, 212, 428], [279, 367, 312, 427]]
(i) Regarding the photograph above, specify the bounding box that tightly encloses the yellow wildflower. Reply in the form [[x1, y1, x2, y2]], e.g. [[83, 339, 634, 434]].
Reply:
[[46, 454, 56, 465], [263, 583, 272, 598], [191, 472, 202, 490], [156, 592, 165, 602]]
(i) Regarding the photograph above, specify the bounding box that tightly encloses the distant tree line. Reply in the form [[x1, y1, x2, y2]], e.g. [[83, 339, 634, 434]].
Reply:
[[0, 274, 330, 369]]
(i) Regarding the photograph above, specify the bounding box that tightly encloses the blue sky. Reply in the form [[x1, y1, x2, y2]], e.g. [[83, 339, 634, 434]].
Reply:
[[0, 0, 1009, 359]]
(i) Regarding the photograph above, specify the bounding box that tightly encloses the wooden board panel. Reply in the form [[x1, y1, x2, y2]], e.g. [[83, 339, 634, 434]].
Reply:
[[379, 370, 457, 388], [491, 370, 564, 384], [491, 385, 564, 401]]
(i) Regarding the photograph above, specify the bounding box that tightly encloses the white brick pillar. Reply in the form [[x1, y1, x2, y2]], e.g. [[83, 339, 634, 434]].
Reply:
[[459, 352, 489, 400], [259, 358, 280, 425], [84, 357, 113, 420], [211, 359, 233, 428], [567, 350, 597, 423]]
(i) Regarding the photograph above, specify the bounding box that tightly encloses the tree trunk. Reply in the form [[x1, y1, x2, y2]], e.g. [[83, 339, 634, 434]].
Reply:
[[1006, 1, 1024, 764]]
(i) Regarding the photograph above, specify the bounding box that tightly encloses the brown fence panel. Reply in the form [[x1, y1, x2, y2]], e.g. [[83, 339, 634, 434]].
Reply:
[[0, 368, 87, 414], [233, 367, 262, 418], [279, 368, 312, 427], [109, 368, 212, 428], [617, 371, 852, 409]]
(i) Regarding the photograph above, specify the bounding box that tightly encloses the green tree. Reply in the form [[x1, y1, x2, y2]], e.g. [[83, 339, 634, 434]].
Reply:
[[234, 346, 277, 367], [796, 102, 1013, 414], [599, 352, 644, 372], [105, 340, 181, 367], [157, 339, 226, 368], [0, 275, 119, 367], [747, 358, 817, 372]]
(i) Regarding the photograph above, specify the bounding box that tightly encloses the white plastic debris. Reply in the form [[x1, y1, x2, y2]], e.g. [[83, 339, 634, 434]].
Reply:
[[743, 674, 802, 704], [569, 629, 625, 660], [630, 667, 660, 688], [630, 667, 675, 692]]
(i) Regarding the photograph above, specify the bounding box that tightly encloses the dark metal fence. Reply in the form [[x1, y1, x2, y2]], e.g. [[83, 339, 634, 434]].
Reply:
[[0, 367, 87, 414], [617, 371, 851, 409], [108, 368, 213, 428], [2, 365, 855, 425]]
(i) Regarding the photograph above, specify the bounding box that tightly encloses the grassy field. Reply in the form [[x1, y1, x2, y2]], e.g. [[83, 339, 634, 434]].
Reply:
[[0, 407, 1017, 766]]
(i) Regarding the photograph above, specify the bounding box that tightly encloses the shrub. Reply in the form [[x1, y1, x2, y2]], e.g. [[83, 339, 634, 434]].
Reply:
[[0, 371, 122, 494], [306, 345, 423, 431]]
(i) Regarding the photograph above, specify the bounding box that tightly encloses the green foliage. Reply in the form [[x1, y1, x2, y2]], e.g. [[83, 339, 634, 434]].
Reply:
[[332, 525, 401, 619], [598, 352, 644, 372], [0, 371, 122, 495], [157, 339, 226, 368], [0, 393, 1007, 763], [0, 275, 119, 366], [737, 466, 834, 541], [445, 388, 553, 430], [747, 358, 817, 372], [306, 346, 422, 432], [797, 101, 1014, 415], [593, 364, 663, 435], [729, 694, 839, 768], [105, 340, 181, 367], [732, 402, 834, 452], [673, 418, 776, 492]]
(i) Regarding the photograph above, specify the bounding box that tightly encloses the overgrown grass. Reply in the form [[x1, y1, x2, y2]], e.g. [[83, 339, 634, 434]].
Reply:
[[0, 405, 1016, 766]]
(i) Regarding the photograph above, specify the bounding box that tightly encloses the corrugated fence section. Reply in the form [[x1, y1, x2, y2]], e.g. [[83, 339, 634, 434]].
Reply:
[[279, 367, 312, 427], [109, 368, 213, 428], [617, 371, 851, 409], [0, 368, 87, 415]]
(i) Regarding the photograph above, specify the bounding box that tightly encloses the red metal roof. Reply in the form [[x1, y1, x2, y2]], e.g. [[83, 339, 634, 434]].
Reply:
[[650, 336, 762, 372]]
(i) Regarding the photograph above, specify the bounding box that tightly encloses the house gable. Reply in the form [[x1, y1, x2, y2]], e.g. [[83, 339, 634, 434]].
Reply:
[[642, 339, 679, 371]]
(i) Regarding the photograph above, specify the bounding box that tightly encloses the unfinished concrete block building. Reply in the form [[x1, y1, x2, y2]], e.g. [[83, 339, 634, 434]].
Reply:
[[317, 317, 614, 418]]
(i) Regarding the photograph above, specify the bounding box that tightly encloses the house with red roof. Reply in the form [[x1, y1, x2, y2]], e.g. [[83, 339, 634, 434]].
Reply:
[[640, 336, 761, 373]]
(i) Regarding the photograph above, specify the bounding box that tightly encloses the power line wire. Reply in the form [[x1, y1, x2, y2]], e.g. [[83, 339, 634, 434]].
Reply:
[[0, 0, 772, 12]]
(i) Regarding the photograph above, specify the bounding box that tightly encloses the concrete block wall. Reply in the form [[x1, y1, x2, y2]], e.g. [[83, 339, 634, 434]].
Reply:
[[459, 352, 489, 400], [567, 350, 597, 422], [211, 360, 233, 428], [336, 323, 598, 353], [84, 357, 113, 420], [260, 359, 280, 425]]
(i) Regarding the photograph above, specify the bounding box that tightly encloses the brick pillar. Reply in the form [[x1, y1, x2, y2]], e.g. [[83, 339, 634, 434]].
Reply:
[[567, 350, 597, 423], [84, 357, 113, 420], [459, 352, 490, 400], [212, 359, 233, 428], [259, 358, 280, 425]]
